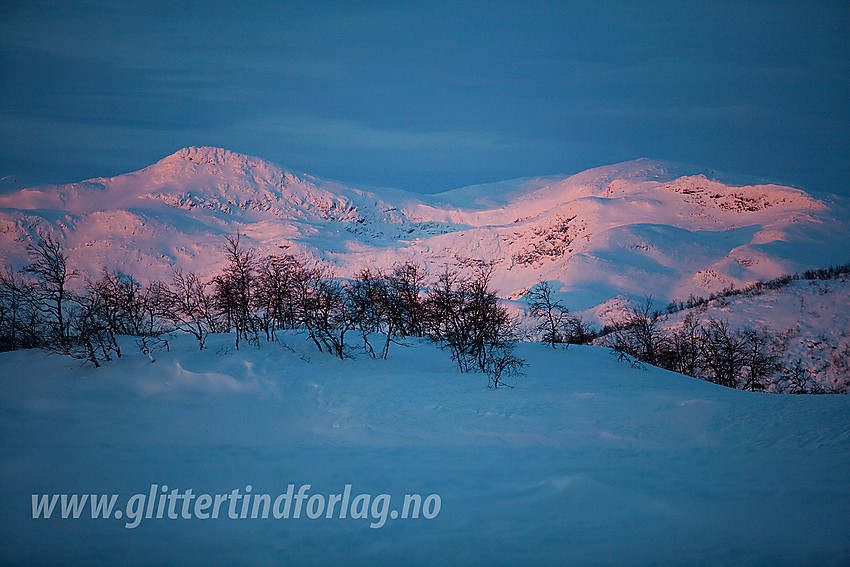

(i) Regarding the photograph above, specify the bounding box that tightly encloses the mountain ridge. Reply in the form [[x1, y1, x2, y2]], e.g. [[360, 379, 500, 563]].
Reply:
[[0, 147, 847, 313]]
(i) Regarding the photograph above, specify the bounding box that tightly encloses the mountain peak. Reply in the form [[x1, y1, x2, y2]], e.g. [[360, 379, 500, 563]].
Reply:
[[159, 147, 277, 172], [564, 158, 770, 189]]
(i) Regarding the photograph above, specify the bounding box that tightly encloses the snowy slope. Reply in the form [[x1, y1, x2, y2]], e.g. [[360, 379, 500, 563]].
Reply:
[[1, 147, 848, 312], [652, 274, 850, 392], [1, 334, 848, 565]]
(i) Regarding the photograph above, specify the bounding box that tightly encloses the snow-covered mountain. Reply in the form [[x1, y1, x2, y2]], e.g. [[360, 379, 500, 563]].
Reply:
[[1, 147, 848, 311]]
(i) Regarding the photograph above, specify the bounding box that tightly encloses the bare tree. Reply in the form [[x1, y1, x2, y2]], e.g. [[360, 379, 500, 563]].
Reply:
[[741, 329, 781, 392], [24, 234, 78, 347], [289, 261, 326, 350], [780, 359, 812, 394], [700, 318, 748, 389], [63, 287, 120, 367], [0, 265, 38, 351], [89, 270, 141, 336], [665, 314, 704, 376], [213, 233, 257, 349], [466, 268, 524, 386], [605, 297, 669, 367], [562, 315, 597, 345], [310, 276, 355, 360], [426, 267, 473, 372], [253, 254, 301, 339], [525, 280, 570, 349], [388, 262, 427, 337], [168, 270, 220, 350], [485, 343, 525, 389], [374, 271, 409, 359], [88, 270, 172, 340], [426, 266, 523, 385], [340, 262, 428, 359], [348, 268, 387, 358]]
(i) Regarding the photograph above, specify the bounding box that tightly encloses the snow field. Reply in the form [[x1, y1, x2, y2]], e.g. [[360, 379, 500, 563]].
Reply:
[[2, 333, 848, 565]]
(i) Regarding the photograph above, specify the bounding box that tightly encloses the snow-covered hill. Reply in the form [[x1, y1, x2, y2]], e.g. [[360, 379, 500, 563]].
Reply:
[[1, 147, 848, 312], [2, 333, 848, 565], [653, 272, 850, 392]]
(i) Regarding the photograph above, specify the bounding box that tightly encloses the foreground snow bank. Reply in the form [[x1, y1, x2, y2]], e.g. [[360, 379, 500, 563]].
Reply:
[[1, 334, 848, 565]]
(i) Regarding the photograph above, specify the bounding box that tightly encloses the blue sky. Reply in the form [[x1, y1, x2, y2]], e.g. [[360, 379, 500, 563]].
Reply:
[[2, 1, 849, 195]]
